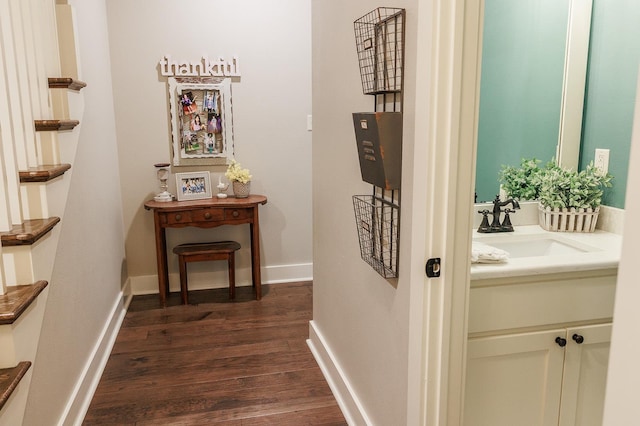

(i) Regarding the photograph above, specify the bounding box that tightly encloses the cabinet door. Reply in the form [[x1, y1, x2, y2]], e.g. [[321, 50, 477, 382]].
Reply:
[[559, 323, 612, 426], [464, 329, 566, 426]]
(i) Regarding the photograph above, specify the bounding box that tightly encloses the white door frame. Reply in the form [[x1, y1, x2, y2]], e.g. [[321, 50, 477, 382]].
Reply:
[[410, 0, 483, 424], [602, 68, 640, 425], [413, 0, 607, 424]]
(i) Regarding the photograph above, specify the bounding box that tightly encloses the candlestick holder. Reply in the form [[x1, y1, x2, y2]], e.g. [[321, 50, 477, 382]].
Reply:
[[216, 175, 229, 198], [154, 162, 173, 202]]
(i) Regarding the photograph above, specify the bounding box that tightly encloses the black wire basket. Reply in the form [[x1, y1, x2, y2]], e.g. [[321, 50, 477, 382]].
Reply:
[[353, 7, 406, 95], [352, 195, 400, 278]]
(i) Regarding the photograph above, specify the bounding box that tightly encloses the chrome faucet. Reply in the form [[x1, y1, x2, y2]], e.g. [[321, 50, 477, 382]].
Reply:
[[478, 195, 520, 233]]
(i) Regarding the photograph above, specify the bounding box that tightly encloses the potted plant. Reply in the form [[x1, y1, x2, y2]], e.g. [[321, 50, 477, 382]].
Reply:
[[498, 158, 545, 201], [225, 160, 252, 198], [537, 162, 612, 232]]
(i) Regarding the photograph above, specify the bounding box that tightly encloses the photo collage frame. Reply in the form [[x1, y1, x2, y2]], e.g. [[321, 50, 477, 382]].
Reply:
[[168, 77, 234, 166]]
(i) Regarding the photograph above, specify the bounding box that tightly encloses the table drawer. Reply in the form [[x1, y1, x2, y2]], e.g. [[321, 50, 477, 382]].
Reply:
[[191, 208, 225, 222], [225, 208, 251, 220], [164, 211, 192, 224]]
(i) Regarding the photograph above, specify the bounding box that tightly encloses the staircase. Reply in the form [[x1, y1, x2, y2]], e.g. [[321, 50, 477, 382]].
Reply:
[[0, 1, 84, 424]]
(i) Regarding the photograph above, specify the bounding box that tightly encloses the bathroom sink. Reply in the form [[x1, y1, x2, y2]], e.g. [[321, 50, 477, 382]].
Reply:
[[474, 234, 599, 258]]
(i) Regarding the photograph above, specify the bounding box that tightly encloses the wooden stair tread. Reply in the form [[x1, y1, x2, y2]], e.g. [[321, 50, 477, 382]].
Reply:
[[19, 164, 71, 183], [0, 217, 60, 246], [0, 362, 31, 411], [47, 77, 87, 91], [34, 119, 79, 131], [0, 281, 48, 325]]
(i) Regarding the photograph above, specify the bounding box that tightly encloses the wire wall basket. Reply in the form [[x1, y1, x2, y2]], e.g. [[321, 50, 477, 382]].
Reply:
[[354, 7, 405, 95], [353, 195, 400, 278]]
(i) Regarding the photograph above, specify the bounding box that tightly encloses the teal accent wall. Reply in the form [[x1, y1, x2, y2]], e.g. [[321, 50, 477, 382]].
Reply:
[[580, 0, 640, 209], [476, 0, 569, 202]]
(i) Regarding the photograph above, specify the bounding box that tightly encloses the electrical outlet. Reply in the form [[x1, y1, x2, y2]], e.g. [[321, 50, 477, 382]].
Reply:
[[595, 149, 610, 174]]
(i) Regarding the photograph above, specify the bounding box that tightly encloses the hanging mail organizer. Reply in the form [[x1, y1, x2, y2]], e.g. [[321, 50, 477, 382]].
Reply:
[[352, 7, 405, 279]]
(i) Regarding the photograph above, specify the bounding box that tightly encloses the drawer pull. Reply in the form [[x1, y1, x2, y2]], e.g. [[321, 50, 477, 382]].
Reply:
[[204, 212, 212, 219], [572, 334, 584, 344], [175, 214, 182, 221], [232, 210, 240, 218], [555, 337, 567, 347]]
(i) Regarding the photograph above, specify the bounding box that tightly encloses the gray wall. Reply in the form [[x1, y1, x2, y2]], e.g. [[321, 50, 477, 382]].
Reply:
[[24, 0, 127, 423], [106, 0, 313, 294], [312, 1, 417, 423]]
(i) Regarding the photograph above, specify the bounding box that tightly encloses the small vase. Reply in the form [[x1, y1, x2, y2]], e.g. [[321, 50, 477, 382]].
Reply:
[[232, 181, 250, 198]]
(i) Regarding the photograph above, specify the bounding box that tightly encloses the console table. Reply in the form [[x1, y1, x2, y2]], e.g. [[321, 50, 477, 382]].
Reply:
[[144, 195, 268, 306]]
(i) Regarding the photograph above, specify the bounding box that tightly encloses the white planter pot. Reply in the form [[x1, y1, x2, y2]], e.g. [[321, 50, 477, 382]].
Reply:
[[538, 204, 600, 232], [232, 181, 250, 198]]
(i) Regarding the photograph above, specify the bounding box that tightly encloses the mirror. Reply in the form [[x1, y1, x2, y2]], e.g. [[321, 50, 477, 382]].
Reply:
[[475, 0, 592, 202]]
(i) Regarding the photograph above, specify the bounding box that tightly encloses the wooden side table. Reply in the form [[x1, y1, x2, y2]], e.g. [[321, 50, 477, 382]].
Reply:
[[144, 195, 268, 306]]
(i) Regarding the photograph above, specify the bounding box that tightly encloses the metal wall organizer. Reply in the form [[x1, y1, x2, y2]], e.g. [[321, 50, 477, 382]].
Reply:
[[353, 195, 400, 278], [352, 111, 403, 190], [352, 7, 405, 279], [354, 7, 405, 95]]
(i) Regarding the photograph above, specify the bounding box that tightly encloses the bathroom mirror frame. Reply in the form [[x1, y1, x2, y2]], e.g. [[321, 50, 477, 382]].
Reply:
[[475, 0, 593, 199], [556, 0, 592, 170]]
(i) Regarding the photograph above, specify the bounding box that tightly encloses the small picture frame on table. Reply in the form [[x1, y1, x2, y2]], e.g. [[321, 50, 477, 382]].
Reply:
[[175, 171, 212, 201]]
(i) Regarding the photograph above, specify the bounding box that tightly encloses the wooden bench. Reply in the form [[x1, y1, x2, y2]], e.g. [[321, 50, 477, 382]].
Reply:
[[172, 241, 241, 304]]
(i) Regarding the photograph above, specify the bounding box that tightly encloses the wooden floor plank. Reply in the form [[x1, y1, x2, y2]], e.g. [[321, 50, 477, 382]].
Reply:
[[83, 282, 346, 425]]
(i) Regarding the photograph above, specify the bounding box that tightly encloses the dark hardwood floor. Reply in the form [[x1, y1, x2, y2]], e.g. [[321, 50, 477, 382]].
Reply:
[[83, 281, 347, 425]]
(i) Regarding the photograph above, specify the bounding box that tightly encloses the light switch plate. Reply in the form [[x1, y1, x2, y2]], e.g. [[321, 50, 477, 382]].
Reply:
[[595, 148, 610, 174]]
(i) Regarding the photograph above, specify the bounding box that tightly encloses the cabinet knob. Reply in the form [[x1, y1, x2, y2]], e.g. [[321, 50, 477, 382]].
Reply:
[[232, 210, 239, 217], [175, 214, 182, 221], [572, 334, 584, 344], [555, 337, 567, 347], [204, 212, 212, 219]]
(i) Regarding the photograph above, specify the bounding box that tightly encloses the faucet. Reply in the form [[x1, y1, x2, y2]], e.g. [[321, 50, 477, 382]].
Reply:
[[478, 195, 520, 233]]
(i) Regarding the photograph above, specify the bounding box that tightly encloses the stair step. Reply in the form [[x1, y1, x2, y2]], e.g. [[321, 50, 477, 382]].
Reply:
[[0, 218, 60, 247], [0, 281, 48, 325], [47, 77, 87, 91], [0, 362, 32, 411], [19, 164, 71, 183], [34, 119, 79, 131]]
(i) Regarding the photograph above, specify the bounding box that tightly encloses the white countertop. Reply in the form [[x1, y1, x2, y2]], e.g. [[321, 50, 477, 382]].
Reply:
[[470, 225, 622, 280]]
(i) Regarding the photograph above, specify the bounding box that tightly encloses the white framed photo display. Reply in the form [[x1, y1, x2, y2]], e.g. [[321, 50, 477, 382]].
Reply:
[[168, 77, 234, 167]]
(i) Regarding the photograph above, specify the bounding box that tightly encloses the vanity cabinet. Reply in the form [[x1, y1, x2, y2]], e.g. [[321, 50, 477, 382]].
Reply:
[[464, 269, 616, 426], [558, 323, 611, 426]]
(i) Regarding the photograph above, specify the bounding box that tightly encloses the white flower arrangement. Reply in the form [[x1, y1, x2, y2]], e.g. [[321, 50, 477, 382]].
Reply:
[[225, 160, 252, 184]]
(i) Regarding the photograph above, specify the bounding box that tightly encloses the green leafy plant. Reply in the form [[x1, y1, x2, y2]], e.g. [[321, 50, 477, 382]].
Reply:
[[225, 160, 252, 184], [538, 162, 613, 210], [498, 158, 546, 200]]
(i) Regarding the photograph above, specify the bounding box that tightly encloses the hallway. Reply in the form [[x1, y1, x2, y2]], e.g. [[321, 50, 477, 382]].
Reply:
[[83, 282, 346, 425]]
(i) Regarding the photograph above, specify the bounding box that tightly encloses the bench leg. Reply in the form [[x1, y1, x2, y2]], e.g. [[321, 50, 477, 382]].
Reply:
[[228, 253, 236, 300], [178, 255, 189, 304]]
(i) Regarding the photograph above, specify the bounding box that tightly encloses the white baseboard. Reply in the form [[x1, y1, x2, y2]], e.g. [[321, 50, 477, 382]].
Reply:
[[307, 320, 370, 426], [130, 262, 313, 295], [262, 262, 313, 283], [58, 279, 133, 426]]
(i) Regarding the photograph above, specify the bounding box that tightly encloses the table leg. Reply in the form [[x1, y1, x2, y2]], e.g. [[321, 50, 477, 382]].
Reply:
[[154, 211, 169, 306], [250, 209, 262, 300]]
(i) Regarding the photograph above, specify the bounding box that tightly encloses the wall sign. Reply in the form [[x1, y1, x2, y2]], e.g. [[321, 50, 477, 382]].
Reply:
[[159, 55, 241, 77]]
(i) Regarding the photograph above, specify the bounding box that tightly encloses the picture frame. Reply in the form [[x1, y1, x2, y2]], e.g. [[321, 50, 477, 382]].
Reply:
[[168, 77, 234, 167], [175, 171, 213, 201]]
